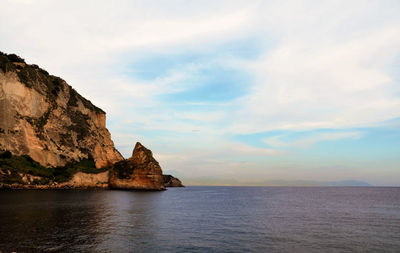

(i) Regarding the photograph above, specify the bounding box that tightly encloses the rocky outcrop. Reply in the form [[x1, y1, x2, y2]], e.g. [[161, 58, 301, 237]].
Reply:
[[66, 171, 109, 188], [109, 142, 166, 191], [163, 174, 184, 187], [0, 52, 123, 168], [0, 52, 184, 190]]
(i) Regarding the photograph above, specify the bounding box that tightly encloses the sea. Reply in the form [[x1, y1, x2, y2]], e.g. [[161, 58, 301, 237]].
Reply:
[[0, 186, 399, 253]]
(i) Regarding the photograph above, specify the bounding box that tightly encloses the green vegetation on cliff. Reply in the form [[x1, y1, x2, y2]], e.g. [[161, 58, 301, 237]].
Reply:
[[113, 160, 133, 179], [0, 151, 108, 185]]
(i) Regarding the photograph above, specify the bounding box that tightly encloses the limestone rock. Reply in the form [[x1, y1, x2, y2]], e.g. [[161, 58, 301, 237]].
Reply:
[[109, 142, 166, 191], [0, 52, 123, 168], [163, 174, 184, 187], [65, 171, 109, 188]]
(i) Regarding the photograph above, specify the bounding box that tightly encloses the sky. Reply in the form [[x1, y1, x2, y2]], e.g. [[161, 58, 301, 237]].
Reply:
[[1, 0, 399, 186]]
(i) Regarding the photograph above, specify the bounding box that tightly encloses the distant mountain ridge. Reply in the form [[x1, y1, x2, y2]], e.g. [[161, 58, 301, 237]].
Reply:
[[185, 177, 372, 187]]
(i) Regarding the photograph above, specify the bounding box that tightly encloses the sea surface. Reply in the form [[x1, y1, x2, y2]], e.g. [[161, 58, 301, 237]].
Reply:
[[0, 186, 399, 253]]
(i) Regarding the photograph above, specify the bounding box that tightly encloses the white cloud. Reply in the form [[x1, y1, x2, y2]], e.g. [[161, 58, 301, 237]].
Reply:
[[229, 143, 283, 156], [264, 131, 363, 148], [229, 1, 400, 133], [3, 0, 399, 135], [1, 0, 400, 184]]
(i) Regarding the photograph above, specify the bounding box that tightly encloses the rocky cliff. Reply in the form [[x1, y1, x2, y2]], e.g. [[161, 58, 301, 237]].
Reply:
[[163, 174, 184, 187], [109, 142, 166, 191], [0, 52, 123, 168]]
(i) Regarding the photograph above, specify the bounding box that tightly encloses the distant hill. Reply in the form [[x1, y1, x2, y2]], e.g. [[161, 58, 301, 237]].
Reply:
[[184, 177, 372, 187], [322, 180, 371, 187]]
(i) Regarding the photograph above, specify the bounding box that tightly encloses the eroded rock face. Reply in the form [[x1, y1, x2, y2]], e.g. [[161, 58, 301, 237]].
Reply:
[[66, 171, 109, 188], [0, 52, 123, 168], [109, 142, 166, 191], [163, 175, 184, 187]]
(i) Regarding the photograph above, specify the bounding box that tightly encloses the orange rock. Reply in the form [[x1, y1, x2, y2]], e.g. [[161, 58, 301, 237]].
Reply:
[[0, 52, 123, 168], [109, 142, 166, 191]]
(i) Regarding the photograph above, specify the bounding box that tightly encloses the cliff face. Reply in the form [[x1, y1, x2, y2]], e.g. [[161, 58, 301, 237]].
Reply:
[[163, 175, 184, 187], [109, 142, 166, 191], [0, 52, 123, 168]]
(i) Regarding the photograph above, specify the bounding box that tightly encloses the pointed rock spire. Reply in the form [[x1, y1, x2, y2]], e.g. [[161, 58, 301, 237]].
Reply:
[[109, 142, 165, 191]]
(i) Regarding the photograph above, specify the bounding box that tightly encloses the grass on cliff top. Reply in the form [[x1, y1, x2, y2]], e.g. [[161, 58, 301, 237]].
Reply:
[[0, 151, 109, 184]]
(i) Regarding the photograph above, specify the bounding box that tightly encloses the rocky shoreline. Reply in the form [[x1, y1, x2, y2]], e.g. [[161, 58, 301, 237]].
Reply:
[[0, 145, 184, 190], [0, 181, 183, 190], [0, 183, 108, 190]]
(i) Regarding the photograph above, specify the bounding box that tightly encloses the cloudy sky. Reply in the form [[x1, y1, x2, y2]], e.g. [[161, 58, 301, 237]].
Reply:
[[1, 0, 399, 185]]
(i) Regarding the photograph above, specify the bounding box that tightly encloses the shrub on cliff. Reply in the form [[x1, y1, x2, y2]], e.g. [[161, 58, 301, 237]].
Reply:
[[6, 54, 25, 63], [0, 154, 53, 178], [52, 158, 108, 182], [0, 154, 108, 184], [0, 150, 12, 159], [0, 154, 52, 184], [0, 52, 15, 73]]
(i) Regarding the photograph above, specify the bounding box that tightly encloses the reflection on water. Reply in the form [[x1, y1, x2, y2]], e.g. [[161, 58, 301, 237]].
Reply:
[[0, 187, 399, 252], [0, 190, 165, 252]]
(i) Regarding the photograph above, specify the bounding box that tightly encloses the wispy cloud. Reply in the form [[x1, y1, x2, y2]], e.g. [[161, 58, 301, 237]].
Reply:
[[264, 131, 363, 148], [1, 0, 400, 185], [230, 1, 400, 133]]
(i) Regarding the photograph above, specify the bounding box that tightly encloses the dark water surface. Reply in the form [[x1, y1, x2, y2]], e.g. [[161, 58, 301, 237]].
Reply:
[[0, 187, 399, 252]]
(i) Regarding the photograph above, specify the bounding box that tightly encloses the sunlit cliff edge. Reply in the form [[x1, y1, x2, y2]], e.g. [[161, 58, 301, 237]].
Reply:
[[0, 51, 183, 190]]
